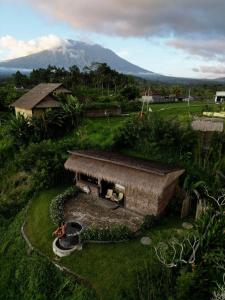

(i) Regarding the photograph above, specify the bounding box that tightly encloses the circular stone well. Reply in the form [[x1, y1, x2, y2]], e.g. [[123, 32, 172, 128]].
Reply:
[[52, 221, 83, 257]]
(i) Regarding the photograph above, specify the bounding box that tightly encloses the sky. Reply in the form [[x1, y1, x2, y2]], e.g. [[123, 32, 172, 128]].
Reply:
[[0, 0, 225, 79]]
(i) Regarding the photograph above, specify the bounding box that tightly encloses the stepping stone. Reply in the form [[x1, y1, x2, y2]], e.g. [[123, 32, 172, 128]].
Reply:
[[182, 222, 193, 230], [140, 236, 152, 245]]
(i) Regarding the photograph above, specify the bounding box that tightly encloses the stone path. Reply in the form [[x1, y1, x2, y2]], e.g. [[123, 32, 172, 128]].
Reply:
[[140, 237, 152, 245], [64, 193, 144, 232], [182, 222, 193, 230]]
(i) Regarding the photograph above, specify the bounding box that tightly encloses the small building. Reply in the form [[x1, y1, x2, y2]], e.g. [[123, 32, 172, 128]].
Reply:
[[64, 150, 184, 216], [215, 91, 225, 103], [140, 94, 183, 103], [83, 103, 121, 117], [11, 83, 71, 118], [141, 94, 167, 103]]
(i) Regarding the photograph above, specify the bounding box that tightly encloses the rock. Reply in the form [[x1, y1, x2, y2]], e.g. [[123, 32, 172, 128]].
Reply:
[[182, 222, 193, 230], [140, 236, 152, 245]]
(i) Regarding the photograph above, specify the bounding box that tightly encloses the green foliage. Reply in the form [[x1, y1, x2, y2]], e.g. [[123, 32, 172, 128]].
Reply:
[[0, 84, 25, 110], [95, 95, 124, 103], [119, 262, 174, 300], [7, 105, 82, 145], [0, 211, 96, 300], [7, 113, 32, 145], [50, 186, 79, 225], [16, 141, 66, 190], [120, 100, 141, 112], [61, 95, 83, 127], [120, 85, 140, 100], [81, 225, 133, 241], [114, 113, 196, 162], [175, 270, 197, 300], [140, 215, 160, 231], [83, 101, 120, 110], [115, 113, 225, 192], [195, 206, 225, 256]]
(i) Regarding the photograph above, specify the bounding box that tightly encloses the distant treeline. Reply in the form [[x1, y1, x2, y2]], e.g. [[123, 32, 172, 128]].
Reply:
[[1, 63, 225, 111]]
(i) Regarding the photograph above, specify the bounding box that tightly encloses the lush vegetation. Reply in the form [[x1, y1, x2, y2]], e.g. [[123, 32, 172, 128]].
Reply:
[[50, 186, 79, 225], [0, 65, 225, 299], [81, 225, 133, 242], [0, 210, 96, 300], [24, 188, 186, 299], [115, 112, 225, 193]]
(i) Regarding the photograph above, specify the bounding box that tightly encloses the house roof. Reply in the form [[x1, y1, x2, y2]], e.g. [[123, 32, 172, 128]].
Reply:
[[11, 83, 68, 109], [65, 150, 183, 176], [64, 150, 184, 193], [192, 117, 224, 132]]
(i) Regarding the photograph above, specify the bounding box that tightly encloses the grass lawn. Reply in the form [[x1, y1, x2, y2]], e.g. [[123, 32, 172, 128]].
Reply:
[[25, 188, 188, 300], [58, 102, 222, 153], [76, 116, 127, 149], [145, 101, 219, 123]]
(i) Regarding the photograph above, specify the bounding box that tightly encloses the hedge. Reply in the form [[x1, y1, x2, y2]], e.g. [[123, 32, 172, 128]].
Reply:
[[81, 225, 133, 242], [49, 186, 79, 225]]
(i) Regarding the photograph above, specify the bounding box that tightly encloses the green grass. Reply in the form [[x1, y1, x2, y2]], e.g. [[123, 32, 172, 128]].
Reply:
[[0, 210, 95, 300], [58, 101, 222, 152], [76, 116, 127, 149], [25, 186, 68, 257], [144, 101, 219, 123], [25, 188, 187, 300]]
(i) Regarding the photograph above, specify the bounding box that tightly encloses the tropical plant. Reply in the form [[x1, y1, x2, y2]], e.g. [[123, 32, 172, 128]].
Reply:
[[50, 186, 79, 225], [81, 225, 133, 241]]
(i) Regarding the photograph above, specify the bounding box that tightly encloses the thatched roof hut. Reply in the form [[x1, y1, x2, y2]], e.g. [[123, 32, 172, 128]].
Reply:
[[65, 150, 184, 215]]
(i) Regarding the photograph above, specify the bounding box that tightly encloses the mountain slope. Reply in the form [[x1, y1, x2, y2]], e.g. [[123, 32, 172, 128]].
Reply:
[[0, 39, 222, 84], [0, 40, 155, 77]]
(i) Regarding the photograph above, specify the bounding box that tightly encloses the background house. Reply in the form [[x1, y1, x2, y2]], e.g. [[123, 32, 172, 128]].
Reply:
[[215, 91, 225, 103], [11, 83, 71, 118]]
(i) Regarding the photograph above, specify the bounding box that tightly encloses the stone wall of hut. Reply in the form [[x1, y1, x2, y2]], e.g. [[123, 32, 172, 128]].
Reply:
[[157, 180, 178, 214], [125, 187, 158, 215]]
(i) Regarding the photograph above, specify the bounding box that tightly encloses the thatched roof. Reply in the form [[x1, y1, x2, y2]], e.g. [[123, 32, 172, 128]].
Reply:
[[11, 83, 70, 109], [64, 150, 184, 193], [192, 117, 224, 132]]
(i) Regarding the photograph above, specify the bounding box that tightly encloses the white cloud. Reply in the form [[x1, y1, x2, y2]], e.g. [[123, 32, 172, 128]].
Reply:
[[193, 66, 225, 76], [167, 38, 225, 61], [24, 0, 225, 38], [0, 35, 64, 60]]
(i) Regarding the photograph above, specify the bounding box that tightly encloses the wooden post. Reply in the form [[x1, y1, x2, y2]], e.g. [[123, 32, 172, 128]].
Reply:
[[181, 194, 190, 218]]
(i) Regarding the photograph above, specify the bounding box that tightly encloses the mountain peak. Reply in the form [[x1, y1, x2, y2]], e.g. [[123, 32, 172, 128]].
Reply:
[[0, 39, 154, 77]]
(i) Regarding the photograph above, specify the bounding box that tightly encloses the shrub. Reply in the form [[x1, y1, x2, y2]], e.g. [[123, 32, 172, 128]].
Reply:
[[118, 262, 174, 300], [140, 215, 160, 231], [96, 95, 125, 103], [83, 101, 120, 110], [49, 186, 79, 225], [81, 225, 133, 242], [120, 100, 141, 112]]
